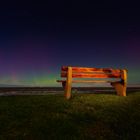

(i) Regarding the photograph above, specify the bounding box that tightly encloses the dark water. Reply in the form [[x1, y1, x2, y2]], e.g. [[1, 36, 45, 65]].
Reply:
[[0, 87, 140, 96]]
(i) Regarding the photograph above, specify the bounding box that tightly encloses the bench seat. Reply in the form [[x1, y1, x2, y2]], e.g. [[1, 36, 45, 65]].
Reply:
[[57, 80, 121, 83]]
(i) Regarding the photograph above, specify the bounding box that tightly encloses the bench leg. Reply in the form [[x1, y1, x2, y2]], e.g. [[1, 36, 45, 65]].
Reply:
[[65, 67, 72, 99], [65, 81, 72, 99], [62, 81, 71, 99], [111, 82, 126, 96]]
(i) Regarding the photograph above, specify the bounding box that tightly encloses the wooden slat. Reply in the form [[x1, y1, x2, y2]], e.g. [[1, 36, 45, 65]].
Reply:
[[61, 71, 120, 76], [61, 66, 121, 73], [57, 80, 121, 83], [72, 73, 121, 78], [61, 73, 121, 78], [72, 80, 120, 83]]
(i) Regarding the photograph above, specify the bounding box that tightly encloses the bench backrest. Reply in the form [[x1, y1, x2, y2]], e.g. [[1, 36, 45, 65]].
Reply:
[[61, 66, 126, 80]]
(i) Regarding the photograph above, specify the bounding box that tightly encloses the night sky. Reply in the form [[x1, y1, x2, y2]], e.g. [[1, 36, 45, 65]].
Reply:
[[0, 1, 140, 87]]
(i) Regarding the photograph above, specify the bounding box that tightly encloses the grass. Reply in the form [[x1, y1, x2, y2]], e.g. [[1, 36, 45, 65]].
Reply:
[[0, 92, 140, 140]]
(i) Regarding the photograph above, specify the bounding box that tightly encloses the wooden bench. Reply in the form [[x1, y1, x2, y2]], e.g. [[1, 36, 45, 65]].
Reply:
[[57, 66, 127, 99]]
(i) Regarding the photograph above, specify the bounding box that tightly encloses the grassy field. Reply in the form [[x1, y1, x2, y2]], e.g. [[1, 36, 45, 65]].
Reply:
[[0, 92, 140, 140]]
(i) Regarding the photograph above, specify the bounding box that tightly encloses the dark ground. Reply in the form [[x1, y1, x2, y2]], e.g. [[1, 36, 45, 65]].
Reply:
[[0, 91, 139, 140]]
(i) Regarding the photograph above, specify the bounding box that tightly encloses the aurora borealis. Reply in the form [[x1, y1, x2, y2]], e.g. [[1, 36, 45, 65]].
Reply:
[[0, 1, 140, 87]]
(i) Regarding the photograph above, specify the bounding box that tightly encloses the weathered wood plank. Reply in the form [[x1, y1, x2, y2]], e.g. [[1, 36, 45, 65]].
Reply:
[[61, 66, 121, 73], [72, 80, 120, 83], [57, 80, 121, 83], [61, 73, 121, 78]]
